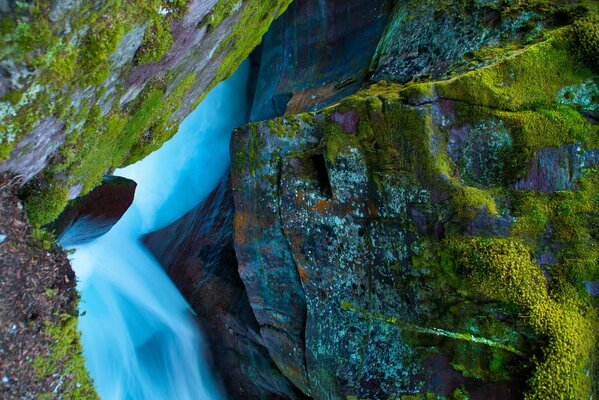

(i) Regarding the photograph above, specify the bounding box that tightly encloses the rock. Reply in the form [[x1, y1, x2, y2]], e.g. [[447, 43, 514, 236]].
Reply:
[[232, 103, 531, 398], [143, 174, 302, 400], [584, 282, 599, 297], [0, 233, 6, 243], [231, 27, 598, 395], [514, 145, 599, 193], [371, 0, 581, 83], [249, 0, 394, 121], [0, 117, 65, 183], [48, 176, 136, 247]]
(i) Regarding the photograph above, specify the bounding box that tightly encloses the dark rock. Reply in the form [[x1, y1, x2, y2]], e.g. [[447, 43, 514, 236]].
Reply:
[[143, 174, 302, 400], [371, 0, 567, 83], [48, 176, 136, 247], [514, 145, 598, 193], [232, 100, 532, 398], [446, 119, 513, 187], [249, 0, 394, 121]]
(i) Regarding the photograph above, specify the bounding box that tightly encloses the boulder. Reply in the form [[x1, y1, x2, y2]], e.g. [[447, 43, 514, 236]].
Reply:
[[48, 176, 136, 247]]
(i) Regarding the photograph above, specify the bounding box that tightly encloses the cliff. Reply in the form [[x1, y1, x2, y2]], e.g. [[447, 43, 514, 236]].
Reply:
[[0, 0, 292, 226], [148, 1, 598, 399], [2, 0, 598, 399]]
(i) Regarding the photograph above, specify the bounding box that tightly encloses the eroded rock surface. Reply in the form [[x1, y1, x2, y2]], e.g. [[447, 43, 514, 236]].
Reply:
[[143, 175, 302, 400], [48, 175, 136, 248], [231, 25, 598, 398], [250, 0, 395, 121]]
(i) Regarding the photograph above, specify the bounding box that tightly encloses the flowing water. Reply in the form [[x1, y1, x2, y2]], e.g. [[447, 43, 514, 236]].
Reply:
[[68, 61, 250, 400]]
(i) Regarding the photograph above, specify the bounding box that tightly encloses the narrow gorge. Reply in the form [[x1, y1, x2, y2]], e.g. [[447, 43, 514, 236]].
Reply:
[[0, 1, 597, 400]]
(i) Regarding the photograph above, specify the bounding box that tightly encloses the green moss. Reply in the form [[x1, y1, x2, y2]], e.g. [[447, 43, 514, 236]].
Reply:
[[205, 0, 243, 30], [571, 15, 599, 70], [450, 186, 498, 218], [436, 32, 593, 111], [21, 176, 69, 227], [451, 237, 597, 400], [510, 191, 551, 241], [32, 312, 98, 400], [135, 4, 183, 65], [136, 20, 173, 64], [498, 106, 597, 153], [510, 170, 597, 283], [77, 16, 125, 85], [209, 0, 293, 89]]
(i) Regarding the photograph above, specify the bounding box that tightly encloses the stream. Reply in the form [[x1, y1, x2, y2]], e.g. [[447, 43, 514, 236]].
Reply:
[[68, 61, 250, 400]]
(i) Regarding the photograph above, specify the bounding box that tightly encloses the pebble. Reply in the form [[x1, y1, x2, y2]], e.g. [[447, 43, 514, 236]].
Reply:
[[0, 233, 6, 243], [1, 376, 8, 384]]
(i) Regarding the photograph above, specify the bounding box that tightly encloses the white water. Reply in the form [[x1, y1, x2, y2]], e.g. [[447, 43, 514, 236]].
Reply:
[[69, 61, 250, 400]]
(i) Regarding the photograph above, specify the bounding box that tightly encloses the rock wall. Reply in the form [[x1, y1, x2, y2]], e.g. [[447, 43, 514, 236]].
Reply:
[[144, 174, 304, 400], [230, 3, 598, 398], [0, 0, 292, 226], [249, 0, 395, 121], [144, 1, 597, 399]]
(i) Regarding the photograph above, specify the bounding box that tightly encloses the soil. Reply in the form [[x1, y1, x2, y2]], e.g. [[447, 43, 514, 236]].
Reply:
[[0, 173, 80, 399]]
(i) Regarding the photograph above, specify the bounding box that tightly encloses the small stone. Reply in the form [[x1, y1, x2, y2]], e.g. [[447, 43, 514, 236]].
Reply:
[[0, 233, 6, 243], [584, 282, 599, 297], [1, 376, 8, 384]]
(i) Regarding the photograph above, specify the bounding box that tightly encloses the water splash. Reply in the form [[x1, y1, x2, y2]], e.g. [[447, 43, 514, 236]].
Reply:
[[69, 61, 250, 400]]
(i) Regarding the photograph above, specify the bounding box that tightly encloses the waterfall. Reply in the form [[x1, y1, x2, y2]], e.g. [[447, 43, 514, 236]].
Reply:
[[69, 61, 250, 400]]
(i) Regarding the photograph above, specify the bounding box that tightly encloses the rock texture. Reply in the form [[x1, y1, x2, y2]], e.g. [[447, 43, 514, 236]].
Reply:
[[47, 175, 136, 248], [143, 174, 303, 400], [370, 0, 589, 83], [230, 13, 598, 398], [1, 0, 292, 226], [249, 0, 395, 121], [148, 2, 597, 399]]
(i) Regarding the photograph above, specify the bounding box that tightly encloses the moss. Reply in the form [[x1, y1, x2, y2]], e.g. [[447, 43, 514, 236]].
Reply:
[[205, 0, 244, 30], [135, 2, 186, 66], [450, 186, 498, 219], [436, 32, 593, 111], [451, 237, 597, 400], [208, 0, 293, 89], [32, 312, 98, 400], [77, 16, 125, 85], [571, 15, 599, 70], [510, 170, 598, 284], [21, 176, 69, 227], [510, 191, 551, 241]]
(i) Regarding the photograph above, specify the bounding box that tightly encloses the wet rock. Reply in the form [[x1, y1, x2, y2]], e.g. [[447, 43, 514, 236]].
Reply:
[[584, 282, 599, 297], [514, 145, 599, 193], [143, 174, 301, 400], [249, 0, 394, 121], [371, 0, 572, 83], [232, 99, 534, 398], [48, 176, 136, 247]]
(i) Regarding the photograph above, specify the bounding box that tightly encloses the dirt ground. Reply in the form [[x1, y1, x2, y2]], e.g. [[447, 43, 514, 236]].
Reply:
[[0, 173, 87, 399]]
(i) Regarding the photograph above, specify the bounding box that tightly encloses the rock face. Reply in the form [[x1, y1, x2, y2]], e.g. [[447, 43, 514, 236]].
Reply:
[[249, 0, 395, 121], [370, 0, 587, 83], [143, 174, 302, 400], [147, 2, 597, 399], [47, 175, 136, 248], [513, 145, 599, 193], [0, 0, 293, 226], [231, 18, 598, 399]]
